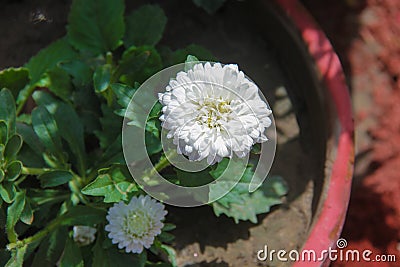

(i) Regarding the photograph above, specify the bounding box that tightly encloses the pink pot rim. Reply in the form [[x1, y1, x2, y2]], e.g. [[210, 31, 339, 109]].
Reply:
[[275, 0, 355, 266]]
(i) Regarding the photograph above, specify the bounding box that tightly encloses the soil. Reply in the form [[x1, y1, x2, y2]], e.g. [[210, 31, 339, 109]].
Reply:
[[0, 1, 337, 267], [303, 0, 400, 266]]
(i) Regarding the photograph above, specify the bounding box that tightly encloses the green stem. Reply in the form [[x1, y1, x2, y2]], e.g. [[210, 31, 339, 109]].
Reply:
[[21, 167, 51, 175], [7, 215, 62, 250], [143, 150, 176, 185], [16, 84, 35, 115]]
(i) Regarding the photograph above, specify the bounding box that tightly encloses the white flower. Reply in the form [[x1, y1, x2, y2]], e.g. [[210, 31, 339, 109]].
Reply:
[[73, 226, 97, 246], [105, 195, 167, 254], [159, 62, 272, 164]]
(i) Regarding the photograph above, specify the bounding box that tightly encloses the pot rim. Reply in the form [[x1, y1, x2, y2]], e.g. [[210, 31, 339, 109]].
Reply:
[[275, 0, 355, 266]]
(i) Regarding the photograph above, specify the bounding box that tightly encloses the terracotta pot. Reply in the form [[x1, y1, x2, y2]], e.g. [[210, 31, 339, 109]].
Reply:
[[274, 0, 355, 266]]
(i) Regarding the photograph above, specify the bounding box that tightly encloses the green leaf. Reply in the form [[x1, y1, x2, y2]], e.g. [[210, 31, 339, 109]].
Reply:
[[67, 0, 125, 54], [20, 200, 34, 225], [158, 232, 175, 243], [32, 93, 86, 171], [0, 120, 8, 144], [0, 88, 16, 137], [192, 0, 227, 14], [176, 168, 214, 187], [59, 237, 84, 267], [0, 182, 16, 203], [16, 123, 45, 157], [94, 64, 112, 93], [60, 59, 93, 87], [59, 205, 106, 226], [210, 159, 288, 223], [82, 166, 136, 203], [95, 104, 123, 150], [5, 161, 22, 182], [92, 233, 107, 267], [160, 244, 177, 267], [110, 83, 136, 108], [124, 5, 167, 47], [6, 191, 25, 242], [24, 38, 77, 86], [31, 106, 63, 155], [38, 170, 73, 188], [0, 67, 29, 99], [5, 244, 27, 267], [162, 223, 176, 232], [118, 46, 162, 84], [27, 188, 67, 206], [184, 55, 200, 72], [0, 249, 11, 267], [31, 227, 67, 267], [53, 103, 86, 176], [4, 134, 22, 160], [0, 169, 4, 183], [164, 44, 215, 66], [44, 67, 73, 102]]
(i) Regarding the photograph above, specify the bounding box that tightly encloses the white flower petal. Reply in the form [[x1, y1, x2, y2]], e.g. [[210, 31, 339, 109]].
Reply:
[[158, 62, 272, 165], [105, 196, 167, 254]]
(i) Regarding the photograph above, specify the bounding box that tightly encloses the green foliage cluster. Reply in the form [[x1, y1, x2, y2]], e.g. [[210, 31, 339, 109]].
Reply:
[[0, 0, 287, 266]]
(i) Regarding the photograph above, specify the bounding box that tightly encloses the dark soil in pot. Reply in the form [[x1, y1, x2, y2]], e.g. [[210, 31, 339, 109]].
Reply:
[[0, 1, 330, 266]]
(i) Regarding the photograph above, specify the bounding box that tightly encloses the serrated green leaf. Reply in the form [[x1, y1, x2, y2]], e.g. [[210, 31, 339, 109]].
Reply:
[[82, 166, 136, 203], [5, 244, 27, 267], [124, 5, 167, 47], [38, 170, 73, 188], [94, 64, 112, 93], [4, 134, 22, 160], [210, 159, 288, 223], [44, 67, 73, 102], [23, 38, 77, 88], [95, 104, 122, 150], [0, 120, 8, 144], [67, 0, 125, 54], [31, 106, 62, 155], [192, 0, 227, 14], [59, 237, 84, 267], [0, 67, 29, 99], [0, 169, 4, 183], [0, 89, 16, 137], [5, 161, 22, 182], [0, 182, 16, 203], [6, 191, 25, 242]]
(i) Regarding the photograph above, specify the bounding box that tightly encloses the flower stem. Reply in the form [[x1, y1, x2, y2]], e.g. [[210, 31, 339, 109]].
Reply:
[[7, 215, 62, 250], [21, 167, 51, 175], [16, 84, 35, 115]]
